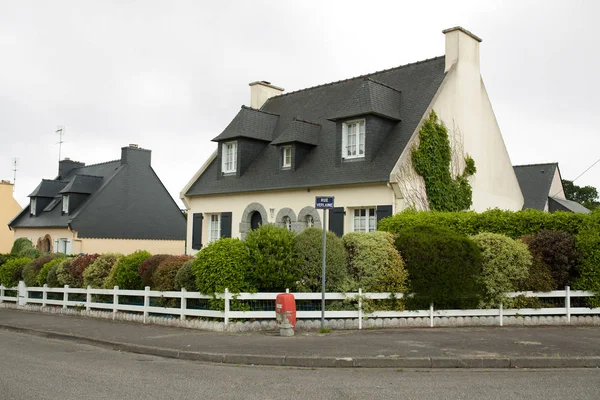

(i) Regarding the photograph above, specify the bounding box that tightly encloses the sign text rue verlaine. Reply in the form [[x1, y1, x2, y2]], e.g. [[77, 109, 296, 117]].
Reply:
[[315, 196, 333, 329]]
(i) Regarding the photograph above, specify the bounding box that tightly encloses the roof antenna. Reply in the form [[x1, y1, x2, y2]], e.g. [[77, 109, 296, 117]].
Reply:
[[56, 126, 65, 162], [12, 158, 18, 193]]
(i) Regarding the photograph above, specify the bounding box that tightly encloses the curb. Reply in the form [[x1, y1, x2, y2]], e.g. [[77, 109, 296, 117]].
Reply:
[[2, 324, 600, 369]]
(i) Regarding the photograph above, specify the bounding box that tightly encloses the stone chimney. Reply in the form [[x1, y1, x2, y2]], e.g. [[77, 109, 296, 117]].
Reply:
[[442, 26, 482, 74], [58, 158, 85, 179], [249, 81, 284, 109], [121, 144, 151, 166]]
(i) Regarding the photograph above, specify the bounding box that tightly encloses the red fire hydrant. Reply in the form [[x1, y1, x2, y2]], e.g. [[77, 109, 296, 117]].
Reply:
[[276, 293, 296, 336]]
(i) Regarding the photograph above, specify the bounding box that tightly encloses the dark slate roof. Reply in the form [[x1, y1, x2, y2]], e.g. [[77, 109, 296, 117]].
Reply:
[[270, 118, 321, 146], [329, 78, 402, 121], [28, 180, 67, 198], [513, 163, 558, 210], [212, 106, 279, 142], [187, 56, 447, 196], [549, 197, 591, 214], [60, 174, 103, 194]]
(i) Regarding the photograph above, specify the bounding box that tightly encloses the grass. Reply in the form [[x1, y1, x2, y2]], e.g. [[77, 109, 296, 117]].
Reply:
[[318, 327, 331, 334]]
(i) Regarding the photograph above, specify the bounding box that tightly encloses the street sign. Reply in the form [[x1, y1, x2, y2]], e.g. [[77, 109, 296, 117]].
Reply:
[[315, 196, 334, 209]]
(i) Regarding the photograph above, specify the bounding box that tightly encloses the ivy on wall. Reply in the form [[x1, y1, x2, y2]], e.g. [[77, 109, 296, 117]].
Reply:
[[412, 110, 476, 212]]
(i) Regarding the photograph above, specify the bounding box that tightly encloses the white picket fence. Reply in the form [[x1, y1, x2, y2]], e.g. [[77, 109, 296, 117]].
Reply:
[[0, 282, 598, 329]]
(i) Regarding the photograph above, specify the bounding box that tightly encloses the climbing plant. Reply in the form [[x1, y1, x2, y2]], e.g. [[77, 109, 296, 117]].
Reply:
[[412, 110, 476, 211]]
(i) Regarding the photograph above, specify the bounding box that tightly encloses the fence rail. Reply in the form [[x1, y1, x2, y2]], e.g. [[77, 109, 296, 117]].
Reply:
[[0, 282, 598, 329]]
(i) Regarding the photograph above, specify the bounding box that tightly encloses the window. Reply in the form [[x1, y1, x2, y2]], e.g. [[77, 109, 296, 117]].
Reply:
[[222, 141, 237, 173], [352, 208, 376, 232], [208, 214, 221, 242], [282, 216, 292, 231], [306, 215, 314, 228], [282, 146, 292, 169], [342, 119, 365, 159], [54, 238, 72, 255], [30, 198, 37, 216], [62, 195, 69, 214]]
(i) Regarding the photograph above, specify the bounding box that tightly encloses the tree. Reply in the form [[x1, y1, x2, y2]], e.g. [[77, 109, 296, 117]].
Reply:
[[562, 179, 599, 210]]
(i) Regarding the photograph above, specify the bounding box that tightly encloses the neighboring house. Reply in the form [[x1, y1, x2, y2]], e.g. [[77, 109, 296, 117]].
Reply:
[[181, 27, 525, 254], [1, 180, 22, 253], [513, 163, 590, 214], [9, 145, 186, 255]]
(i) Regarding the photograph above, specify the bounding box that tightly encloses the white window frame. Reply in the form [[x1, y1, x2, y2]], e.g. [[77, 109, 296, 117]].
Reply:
[[30, 198, 37, 216], [305, 215, 314, 228], [222, 141, 237, 174], [62, 195, 69, 214], [342, 119, 366, 160], [351, 207, 376, 232], [282, 146, 292, 169], [56, 238, 73, 255], [282, 215, 292, 231], [208, 214, 221, 243]]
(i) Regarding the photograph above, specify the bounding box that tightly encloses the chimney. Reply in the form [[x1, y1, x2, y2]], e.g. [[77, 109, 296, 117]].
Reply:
[[249, 81, 284, 109], [121, 144, 151, 166], [58, 159, 85, 179], [442, 26, 482, 73]]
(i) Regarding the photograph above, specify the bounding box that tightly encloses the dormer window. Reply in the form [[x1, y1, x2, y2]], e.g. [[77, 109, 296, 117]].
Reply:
[[222, 141, 237, 174], [62, 195, 69, 214], [282, 146, 292, 169], [30, 198, 37, 216], [342, 119, 365, 159]]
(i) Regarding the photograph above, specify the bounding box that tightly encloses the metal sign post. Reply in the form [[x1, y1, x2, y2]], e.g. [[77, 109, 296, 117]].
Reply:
[[315, 196, 334, 329]]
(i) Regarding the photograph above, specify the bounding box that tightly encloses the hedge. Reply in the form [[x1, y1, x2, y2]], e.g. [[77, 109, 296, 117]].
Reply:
[[83, 253, 122, 288], [0, 257, 31, 287], [38, 257, 67, 286], [153, 255, 193, 291], [113, 250, 152, 290], [174, 259, 196, 291], [22, 254, 59, 287], [138, 254, 170, 288]]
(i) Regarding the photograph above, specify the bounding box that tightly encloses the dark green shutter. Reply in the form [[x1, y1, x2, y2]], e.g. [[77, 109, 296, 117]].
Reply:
[[329, 207, 344, 237], [376, 205, 393, 224], [192, 213, 203, 250], [221, 212, 232, 238]]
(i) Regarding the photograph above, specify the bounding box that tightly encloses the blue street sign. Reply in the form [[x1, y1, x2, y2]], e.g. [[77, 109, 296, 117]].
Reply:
[[315, 196, 334, 209]]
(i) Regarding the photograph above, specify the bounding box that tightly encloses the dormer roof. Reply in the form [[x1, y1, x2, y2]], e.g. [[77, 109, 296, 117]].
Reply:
[[270, 118, 321, 146], [329, 78, 402, 121], [59, 174, 103, 195], [28, 180, 67, 198], [212, 106, 279, 142]]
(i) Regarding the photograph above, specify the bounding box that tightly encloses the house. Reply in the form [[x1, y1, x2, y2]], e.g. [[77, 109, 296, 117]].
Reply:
[[1, 181, 22, 253], [181, 27, 525, 253], [9, 145, 186, 255], [513, 163, 590, 214]]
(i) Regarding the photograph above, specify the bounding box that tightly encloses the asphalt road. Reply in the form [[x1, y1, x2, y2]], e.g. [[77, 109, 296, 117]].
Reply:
[[1, 330, 599, 400]]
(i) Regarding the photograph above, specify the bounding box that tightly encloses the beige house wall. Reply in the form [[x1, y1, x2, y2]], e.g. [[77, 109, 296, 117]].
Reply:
[[185, 183, 393, 254], [0, 182, 22, 253], [13, 227, 76, 253]]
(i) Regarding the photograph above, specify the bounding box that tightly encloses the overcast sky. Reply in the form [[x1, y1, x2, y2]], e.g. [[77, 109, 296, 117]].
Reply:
[[1, 0, 599, 208]]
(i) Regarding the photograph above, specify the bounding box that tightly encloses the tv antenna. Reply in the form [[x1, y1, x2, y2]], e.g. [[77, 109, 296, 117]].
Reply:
[[12, 158, 18, 192], [56, 126, 65, 161]]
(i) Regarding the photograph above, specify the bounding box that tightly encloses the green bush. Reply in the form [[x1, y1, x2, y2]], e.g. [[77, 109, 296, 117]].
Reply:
[[515, 255, 555, 292], [83, 253, 122, 288], [56, 254, 99, 287], [379, 208, 589, 239], [293, 228, 349, 292], [192, 238, 253, 295], [245, 224, 299, 292], [113, 250, 152, 290], [55, 258, 76, 287], [523, 230, 581, 289], [343, 231, 407, 292], [153, 255, 193, 291], [395, 225, 483, 309], [22, 254, 60, 287], [174, 259, 196, 291], [573, 210, 600, 305], [38, 257, 67, 286], [46, 259, 67, 287], [0, 257, 31, 287], [138, 254, 170, 288], [470, 233, 532, 307], [10, 238, 40, 258], [0, 254, 14, 268]]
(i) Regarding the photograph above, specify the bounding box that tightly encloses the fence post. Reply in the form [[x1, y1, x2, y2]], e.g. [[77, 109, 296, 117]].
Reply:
[[224, 288, 230, 328], [180, 288, 187, 321], [358, 288, 363, 330], [429, 303, 434, 328], [42, 284, 47, 307], [18, 281, 27, 306], [1, 285, 4, 303], [143, 286, 150, 324], [499, 302, 503, 327], [113, 286, 119, 320], [565, 286, 571, 324], [63, 285, 69, 309], [286, 288, 289, 294], [86, 286, 91, 312]]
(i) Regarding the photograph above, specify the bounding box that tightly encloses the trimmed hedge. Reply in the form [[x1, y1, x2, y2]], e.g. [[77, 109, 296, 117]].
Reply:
[[153, 255, 193, 291], [138, 254, 170, 288], [113, 250, 152, 290], [22, 254, 59, 287], [0, 257, 31, 287], [83, 253, 122, 288], [10, 238, 40, 259], [38, 257, 67, 286], [174, 259, 196, 291], [573, 211, 600, 305]]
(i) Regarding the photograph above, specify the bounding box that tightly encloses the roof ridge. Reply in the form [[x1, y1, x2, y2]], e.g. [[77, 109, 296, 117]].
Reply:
[[268, 55, 444, 100], [76, 159, 120, 169], [41, 179, 64, 183], [365, 77, 403, 93], [514, 162, 558, 168], [292, 117, 321, 127], [241, 105, 280, 117], [72, 174, 103, 179]]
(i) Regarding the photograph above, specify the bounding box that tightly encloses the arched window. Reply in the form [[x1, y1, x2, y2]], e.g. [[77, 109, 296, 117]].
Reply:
[[282, 216, 292, 231], [306, 215, 314, 228]]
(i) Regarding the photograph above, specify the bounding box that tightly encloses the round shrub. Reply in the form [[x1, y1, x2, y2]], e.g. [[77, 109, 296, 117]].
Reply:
[[138, 254, 170, 288], [191, 238, 253, 295], [0, 257, 31, 287], [470, 232, 532, 307], [55, 258, 76, 287], [38, 257, 67, 286], [61, 254, 100, 287], [113, 250, 152, 290], [245, 224, 299, 292], [395, 225, 483, 310], [153, 255, 193, 291], [83, 253, 123, 288], [523, 230, 582, 289], [293, 228, 349, 292], [22, 254, 60, 287], [174, 259, 196, 291], [343, 231, 407, 292], [10, 238, 40, 258]]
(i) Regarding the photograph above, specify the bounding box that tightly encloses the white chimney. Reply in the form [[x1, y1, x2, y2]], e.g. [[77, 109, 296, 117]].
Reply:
[[442, 26, 482, 73], [249, 81, 284, 109]]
